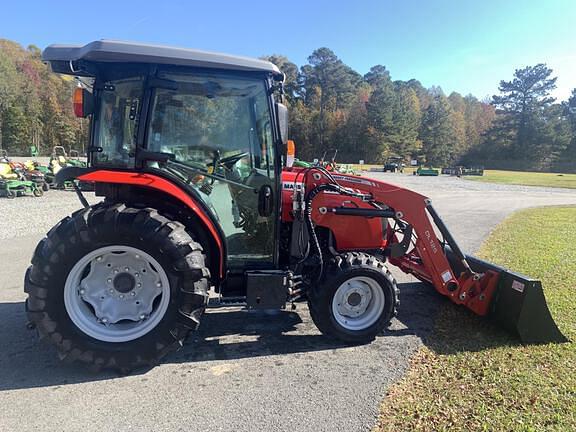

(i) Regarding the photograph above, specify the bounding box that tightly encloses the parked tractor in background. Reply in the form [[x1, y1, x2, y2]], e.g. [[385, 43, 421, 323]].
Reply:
[[24, 40, 566, 372], [383, 156, 405, 173]]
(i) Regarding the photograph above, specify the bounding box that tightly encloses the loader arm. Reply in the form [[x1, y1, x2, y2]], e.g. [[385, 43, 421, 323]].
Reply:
[[302, 170, 567, 343], [322, 174, 498, 315]]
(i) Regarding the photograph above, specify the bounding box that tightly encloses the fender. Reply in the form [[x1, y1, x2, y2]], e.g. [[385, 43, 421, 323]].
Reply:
[[77, 170, 225, 277]]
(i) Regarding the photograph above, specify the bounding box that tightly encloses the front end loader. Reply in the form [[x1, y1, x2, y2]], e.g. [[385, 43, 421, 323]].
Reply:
[[24, 40, 566, 372]]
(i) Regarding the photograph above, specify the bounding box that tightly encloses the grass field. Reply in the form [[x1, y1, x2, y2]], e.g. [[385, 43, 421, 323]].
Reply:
[[376, 206, 576, 432], [467, 170, 576, 189]]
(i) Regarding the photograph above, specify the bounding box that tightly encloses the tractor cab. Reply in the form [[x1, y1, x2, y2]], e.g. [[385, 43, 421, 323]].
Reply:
[[45, 40, 288, 273]]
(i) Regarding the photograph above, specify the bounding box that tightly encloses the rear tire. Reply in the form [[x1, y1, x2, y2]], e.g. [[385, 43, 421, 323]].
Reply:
[[25, 203, 210, 372], [308, 252, 399, 343]]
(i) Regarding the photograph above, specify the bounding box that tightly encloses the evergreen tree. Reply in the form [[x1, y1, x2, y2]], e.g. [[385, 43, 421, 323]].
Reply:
[[420, 93, 457, 166], [301, 48, 360, 149], [492, 64, 557, 157], [261, 55, 299, 104], [563, 89, 576, 159], [364, 66, 395, 161]]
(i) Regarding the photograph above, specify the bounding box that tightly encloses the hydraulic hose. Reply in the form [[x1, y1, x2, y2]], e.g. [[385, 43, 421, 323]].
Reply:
[[304, 182, 372, 281]]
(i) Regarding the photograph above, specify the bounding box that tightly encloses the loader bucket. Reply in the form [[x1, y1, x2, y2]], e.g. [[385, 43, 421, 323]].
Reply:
[[445, 249, 568, 344]]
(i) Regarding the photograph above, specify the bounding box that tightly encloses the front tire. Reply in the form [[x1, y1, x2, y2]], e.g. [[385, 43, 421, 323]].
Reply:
[[308, 253, 399, 343], [25, 203, 210, 371]]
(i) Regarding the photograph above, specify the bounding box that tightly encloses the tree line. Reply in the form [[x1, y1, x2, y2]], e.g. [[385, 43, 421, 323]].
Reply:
[[265, 49, 576, 171], [0, 40, 87, 156], [1, 39, 574, 172]]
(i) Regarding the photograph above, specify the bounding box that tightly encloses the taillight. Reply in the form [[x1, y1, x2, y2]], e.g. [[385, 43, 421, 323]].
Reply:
[[73, 87, 84, 117], [286, 140, 295, 168]]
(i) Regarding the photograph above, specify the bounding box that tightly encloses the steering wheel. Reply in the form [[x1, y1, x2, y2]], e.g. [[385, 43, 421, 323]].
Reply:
[[217, 151, 249, 169]]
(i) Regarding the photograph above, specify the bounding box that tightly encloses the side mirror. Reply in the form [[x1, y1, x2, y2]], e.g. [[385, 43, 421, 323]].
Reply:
[[275, 102, 288, 145]]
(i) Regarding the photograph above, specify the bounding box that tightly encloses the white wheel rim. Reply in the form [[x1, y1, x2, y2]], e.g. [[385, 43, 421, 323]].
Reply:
[[64, 245, 170, 343], [331, 276, 385, 331]]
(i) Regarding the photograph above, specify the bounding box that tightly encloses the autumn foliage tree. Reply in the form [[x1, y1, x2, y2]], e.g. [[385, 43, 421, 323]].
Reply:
[[0, 39, 85, 156], [1, 38, 574, 171]]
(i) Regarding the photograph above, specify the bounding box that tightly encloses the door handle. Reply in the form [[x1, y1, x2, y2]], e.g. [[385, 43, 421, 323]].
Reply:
[[258, 184, 274, 217]]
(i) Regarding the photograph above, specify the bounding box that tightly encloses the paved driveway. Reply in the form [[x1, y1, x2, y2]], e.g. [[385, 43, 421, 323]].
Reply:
[[1, 174, 574, 432]]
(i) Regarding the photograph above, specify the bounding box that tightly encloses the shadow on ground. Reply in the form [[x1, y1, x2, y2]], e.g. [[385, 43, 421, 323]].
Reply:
[[0, 281, 513, 392]]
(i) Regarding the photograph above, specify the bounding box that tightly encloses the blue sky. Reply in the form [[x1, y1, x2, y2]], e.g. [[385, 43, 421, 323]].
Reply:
[[3, 0, 575, 101]]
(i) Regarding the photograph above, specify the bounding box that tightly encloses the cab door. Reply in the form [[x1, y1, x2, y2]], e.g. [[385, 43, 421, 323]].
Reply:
[[145, 71, 278, 269]]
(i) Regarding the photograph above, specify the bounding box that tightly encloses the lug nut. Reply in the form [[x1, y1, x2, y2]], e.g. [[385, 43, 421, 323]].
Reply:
[[107, 278, 112, 283], [135, 254, 140, 259], [114, 269, 119, 274], [156, 282, 162, 287], [137, 283, 142, 288], [130, 292, 136, 296], [134, 272, 139, 277], [109, 288, 114, 293], [96, 256, 102, 262], [119, 294, 124, 299], [79, 289, 85, 295], [125, 267, 130, 271]]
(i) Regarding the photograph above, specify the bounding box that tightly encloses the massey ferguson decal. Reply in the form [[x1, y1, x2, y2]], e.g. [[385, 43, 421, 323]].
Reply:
[[282, 181, 304, 190], [332, 175, 376, 187]]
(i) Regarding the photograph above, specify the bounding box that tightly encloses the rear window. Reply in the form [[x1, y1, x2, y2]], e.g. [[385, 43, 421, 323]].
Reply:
[[93, 77, 144, 168]]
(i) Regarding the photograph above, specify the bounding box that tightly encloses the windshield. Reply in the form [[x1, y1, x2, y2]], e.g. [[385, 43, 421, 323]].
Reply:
[[147, 72, 273, 174]]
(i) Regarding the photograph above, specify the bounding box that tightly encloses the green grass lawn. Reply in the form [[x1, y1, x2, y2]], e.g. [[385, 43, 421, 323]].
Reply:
[[467, 170, 576, 189], [376, 206, 576, 432]]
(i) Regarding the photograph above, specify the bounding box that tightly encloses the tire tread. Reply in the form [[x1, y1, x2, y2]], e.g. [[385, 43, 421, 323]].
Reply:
[[24, 204, 210, 372]]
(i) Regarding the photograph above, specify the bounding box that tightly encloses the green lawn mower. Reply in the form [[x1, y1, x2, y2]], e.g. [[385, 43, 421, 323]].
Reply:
[[0, 178, 43, 198], [0, 157, 44, 198], [45, 146, 93, 191]]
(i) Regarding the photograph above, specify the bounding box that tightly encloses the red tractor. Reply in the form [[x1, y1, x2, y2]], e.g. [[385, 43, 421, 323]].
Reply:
[[25, 40, 566, 371]]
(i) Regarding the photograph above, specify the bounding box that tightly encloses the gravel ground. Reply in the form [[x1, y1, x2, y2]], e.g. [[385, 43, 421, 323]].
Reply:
[[0, 173, 574, 432], [0, 190, 101, 240]]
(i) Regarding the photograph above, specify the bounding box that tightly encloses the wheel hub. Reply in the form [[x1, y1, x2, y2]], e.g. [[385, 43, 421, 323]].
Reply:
[[114, 273, 136, 293], [336, 281, 372, 318], [331, 276, 386, 331], [64, 245, 170, 343], [347, 292, 362, 307]]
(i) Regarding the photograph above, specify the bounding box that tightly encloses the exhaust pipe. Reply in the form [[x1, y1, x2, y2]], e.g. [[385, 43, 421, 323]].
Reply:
[[445, 248, 568, 344]]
